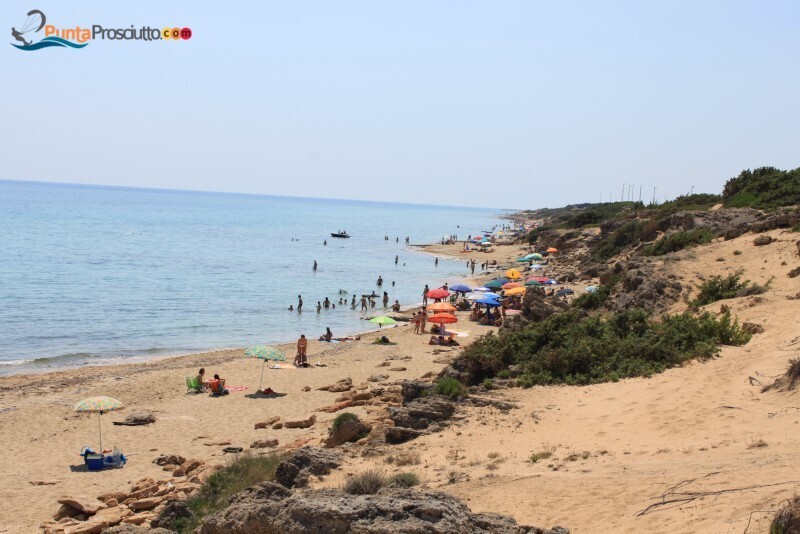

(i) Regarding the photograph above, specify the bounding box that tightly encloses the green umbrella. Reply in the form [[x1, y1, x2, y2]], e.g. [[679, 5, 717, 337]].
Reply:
[[369, 316, 396, 329], [524, 279, 542, 286], [245, 345, 286, 391]]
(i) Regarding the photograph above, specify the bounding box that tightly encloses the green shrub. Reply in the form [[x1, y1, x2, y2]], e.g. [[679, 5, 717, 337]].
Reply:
[[723, 166, 800, 209], [691, 271, 770, 307], [530, 449, 554, 463], [342, 470, 386, 495], [572, 285, 611, 310], [332, 412, 359, 431], [482, 378, 493, 390], [387, 472, 420, 488], [435, 377, 467, 399], [592, 220, 644, 262], [172, 452, 284, 532], [643, 228, 714, 256], [733, 250, 742, 255], [497, 369, 511, 379], [458, 308, 751, 386]]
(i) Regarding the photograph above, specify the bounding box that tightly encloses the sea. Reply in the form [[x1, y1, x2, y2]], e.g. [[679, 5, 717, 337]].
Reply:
[[0, 180, 507, 375]]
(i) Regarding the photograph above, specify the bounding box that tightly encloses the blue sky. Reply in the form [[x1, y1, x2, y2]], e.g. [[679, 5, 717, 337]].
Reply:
[[2, 1, 798, 209]]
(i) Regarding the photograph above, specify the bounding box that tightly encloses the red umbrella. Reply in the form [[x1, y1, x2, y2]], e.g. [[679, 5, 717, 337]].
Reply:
[[429, 312, 458, 335], [425, 288, 450, 300]]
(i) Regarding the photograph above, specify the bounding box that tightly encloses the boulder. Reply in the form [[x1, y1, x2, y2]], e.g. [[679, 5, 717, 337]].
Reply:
[[153, 454, 185, 467], [151, 500, 193, 529], [275, 447, 341, 488], [754, 235, 773, 246], [317, 377, 352, 392], [250, 438, 279, 449], [284, 414, 316, 429], [104, 524, 173, 533], [384, 427, 423, 444], [323, 419, 372, 448], [114, 411, 156, 426], [62, 506, 125, 534], [368, 374, 389, 382], [388, 395, 455, 431], [197, 483, 569, 534], [272, 422, 283, 429], [401, 380, 435, 402], [131, 478, 156, 493], [56, 496, 105, 516], [255, 416, 280, 429], [173, 459, 203, 477], [129, 496, 165, 511], [788, 267, 800, 278]]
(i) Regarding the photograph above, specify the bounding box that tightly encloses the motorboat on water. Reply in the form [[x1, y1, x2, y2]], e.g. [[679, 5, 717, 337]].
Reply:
[[330, 231, 350, 238]]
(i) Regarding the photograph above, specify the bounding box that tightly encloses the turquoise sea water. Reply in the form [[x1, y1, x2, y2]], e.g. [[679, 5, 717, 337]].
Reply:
[[0, 180, 505, 374]]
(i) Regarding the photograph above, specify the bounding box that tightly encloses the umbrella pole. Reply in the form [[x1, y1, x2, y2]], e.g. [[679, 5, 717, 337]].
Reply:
[[98, 413, 102, 453], [259, 360, 266, 391]]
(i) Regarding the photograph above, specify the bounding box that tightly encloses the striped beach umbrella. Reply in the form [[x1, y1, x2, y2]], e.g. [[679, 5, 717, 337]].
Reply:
[[74, 396, 124, 453]]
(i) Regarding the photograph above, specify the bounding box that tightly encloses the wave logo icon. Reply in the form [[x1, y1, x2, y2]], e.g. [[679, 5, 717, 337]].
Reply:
[[10, 9, 87, 51]]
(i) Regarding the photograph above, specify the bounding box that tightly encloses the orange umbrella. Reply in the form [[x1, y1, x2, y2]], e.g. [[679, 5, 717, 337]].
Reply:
[[546, 247, 558, 253], [505, 286, 527, 296], [501, 282, 522, 289], [429, 312, 458, 334], [505, 268, 523, 280], [427, 302, 457, 313]]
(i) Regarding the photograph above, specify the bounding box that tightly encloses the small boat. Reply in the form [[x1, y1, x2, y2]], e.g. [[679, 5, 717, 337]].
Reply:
[[330, 231, 350, 238]]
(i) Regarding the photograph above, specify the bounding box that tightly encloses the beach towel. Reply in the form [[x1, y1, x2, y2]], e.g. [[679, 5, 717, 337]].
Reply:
[[226, 386, 248, 392]]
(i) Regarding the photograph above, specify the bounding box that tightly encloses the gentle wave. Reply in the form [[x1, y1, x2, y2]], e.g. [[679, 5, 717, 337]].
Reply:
[[13, 36, 88, 51]]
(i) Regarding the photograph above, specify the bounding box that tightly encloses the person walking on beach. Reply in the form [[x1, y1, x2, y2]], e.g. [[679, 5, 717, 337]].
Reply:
[[420, 307, 428, 334], [360, 295, 368, 311], [313, 260, 318, 272], [295, 335, 308, 366], [297, 295, 303, 312], [422, 285, 429, 306]]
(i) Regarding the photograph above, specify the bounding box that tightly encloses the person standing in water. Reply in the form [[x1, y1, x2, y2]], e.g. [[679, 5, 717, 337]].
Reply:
[[360, 295, 368, 311], [382, 292, 389, 307], [297, 295, 303, 312], [395, 255, 399, 264], [435, 257, 438, 266], [313, 260, 318, 271], [377, 275, 383, 286], [422, 284, 429, 306]]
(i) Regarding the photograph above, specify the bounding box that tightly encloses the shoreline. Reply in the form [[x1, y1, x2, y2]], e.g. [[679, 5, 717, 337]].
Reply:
[[0, 240, 522, 380]]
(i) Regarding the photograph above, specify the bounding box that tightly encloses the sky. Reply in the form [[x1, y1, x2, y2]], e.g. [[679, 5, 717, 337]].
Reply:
[[1, 1, 798, 209]]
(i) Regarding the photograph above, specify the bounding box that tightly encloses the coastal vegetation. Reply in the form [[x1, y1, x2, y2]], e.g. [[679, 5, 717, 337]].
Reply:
[[572, 284, 612, 310], [723, 166, 800, 209], [342, 469, 387, 495], [387, 472, 420, 488], [459, 309, 751, 386], [170, 452, 283, 532], [435, 376, 467, 399], [643, 228, 714, 256], [691, 271, 770, 307], [331, 412, 360, 431]]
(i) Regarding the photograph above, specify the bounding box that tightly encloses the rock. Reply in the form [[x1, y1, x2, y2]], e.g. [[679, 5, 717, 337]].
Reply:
[[129, 483, 160, 500], [115, 411, 156, 426], [754, 235, 773, 246], [197, 483, 569, 534], [120, 512, 159, 526], [153, 454, 185, 467], [401, 380, 436, 402], [788, 267, 800, 278], [62, 506, 125, 534], [131, 478, 156, 493], [284, 414, 316, 429], [57, 496, 105, 516], [384, 427, 423, 444], [316, 400, 354, 413], [30, 479, 61, 485], [742, 322, 765, 334], [54, 504, 81, 521], [250, 438, 279, 449], [104, 524, 173, 533], [152, 500, 193, 529], [317, 377, 352, 392], [275, 447, 341, 488], [272, 422, 283, 429], [98, 491, 128, 503], [173, 459, 203, 477], [129, 496, 165, 511], [301, 386, 311, 392], [388, 395, 455, 431], [368, 374, 389, 382], [255, 416, 280, 429], [334, 390, 373, 403], [323, 419, 372, 448], [389, 367, 407, 372]]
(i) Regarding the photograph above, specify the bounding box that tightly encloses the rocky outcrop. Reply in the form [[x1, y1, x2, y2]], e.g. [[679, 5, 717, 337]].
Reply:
[[605, 259, 683, 314], [198, 482, 569, 534], [516, 290, 570, 324], [324, 419, 372, 448], [317, 377, 352, 392], [275, 447, 342, 488], [284, 414, 316, 429], [388, 395, 454, 432]]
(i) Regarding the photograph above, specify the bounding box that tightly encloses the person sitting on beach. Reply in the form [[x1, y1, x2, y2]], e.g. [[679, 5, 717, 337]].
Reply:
[[374, 335, 391, 344], [208, 374, 229, 395], [295, 335, 308, 366], [429, 335, 445, 345], [319, 327, 333, 342], [391, 300, 401, 312], [443, 336, 460, 347], [196, 368, 208, 390]]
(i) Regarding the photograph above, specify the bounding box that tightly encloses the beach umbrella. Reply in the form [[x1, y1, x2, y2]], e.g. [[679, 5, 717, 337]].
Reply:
[[429, 312, 458, 335], [425, 288, 450, 300], [449, 284, 471, 293], [369, 315, 397, 329], [556, 288, 575, 297], [474, 297, 501, 307], [74, 396, 124, 453], [516, 257, 532, 263], [427, 302, 457, 313], [505, 268, 523, 280], [471, 287, 491, 292], [467, 291, 499, 300], [479, 241, 491, 247], [501, 282, 522, 289], [246, 345, 286, 391], [505, 286, 527, 296], [547, 247, 558, 253], [528, 253, 543, 260], [484, 279, 508, 290], [524, 279, 542, 286], [528, 264, 543, 270]]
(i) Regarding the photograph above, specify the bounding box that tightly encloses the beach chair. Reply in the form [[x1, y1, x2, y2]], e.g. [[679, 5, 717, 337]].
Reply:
[[185, 376, 203, 394], [208, 380, 229, 396]]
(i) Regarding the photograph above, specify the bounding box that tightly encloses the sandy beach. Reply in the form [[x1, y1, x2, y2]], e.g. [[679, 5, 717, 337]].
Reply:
[[2, 231, 798, 532]]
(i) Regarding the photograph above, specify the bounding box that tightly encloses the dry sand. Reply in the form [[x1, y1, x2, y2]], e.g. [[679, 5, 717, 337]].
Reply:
[[2, 232, 798, 532]]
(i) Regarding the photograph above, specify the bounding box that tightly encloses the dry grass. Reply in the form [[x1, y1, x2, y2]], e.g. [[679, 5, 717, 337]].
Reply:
[[530, 446, 555, 464], [342, 469, 386, 495], [763, 358, 800, 392], [393, 452, 421, 466], [747, 438, 768, 449], [770, 495, 800, 534]]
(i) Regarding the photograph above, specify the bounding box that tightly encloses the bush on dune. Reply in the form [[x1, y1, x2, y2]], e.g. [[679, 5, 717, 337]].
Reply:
[[459, 308, 751, 386], [691, 271, 770, 307]]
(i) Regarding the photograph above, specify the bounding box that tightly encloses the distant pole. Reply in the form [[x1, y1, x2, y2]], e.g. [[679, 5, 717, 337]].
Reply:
[[639, 185, 643, 202], [652, 186, 657, 205], [621, 183, 625, 202], [690, 185, 695, 195]]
